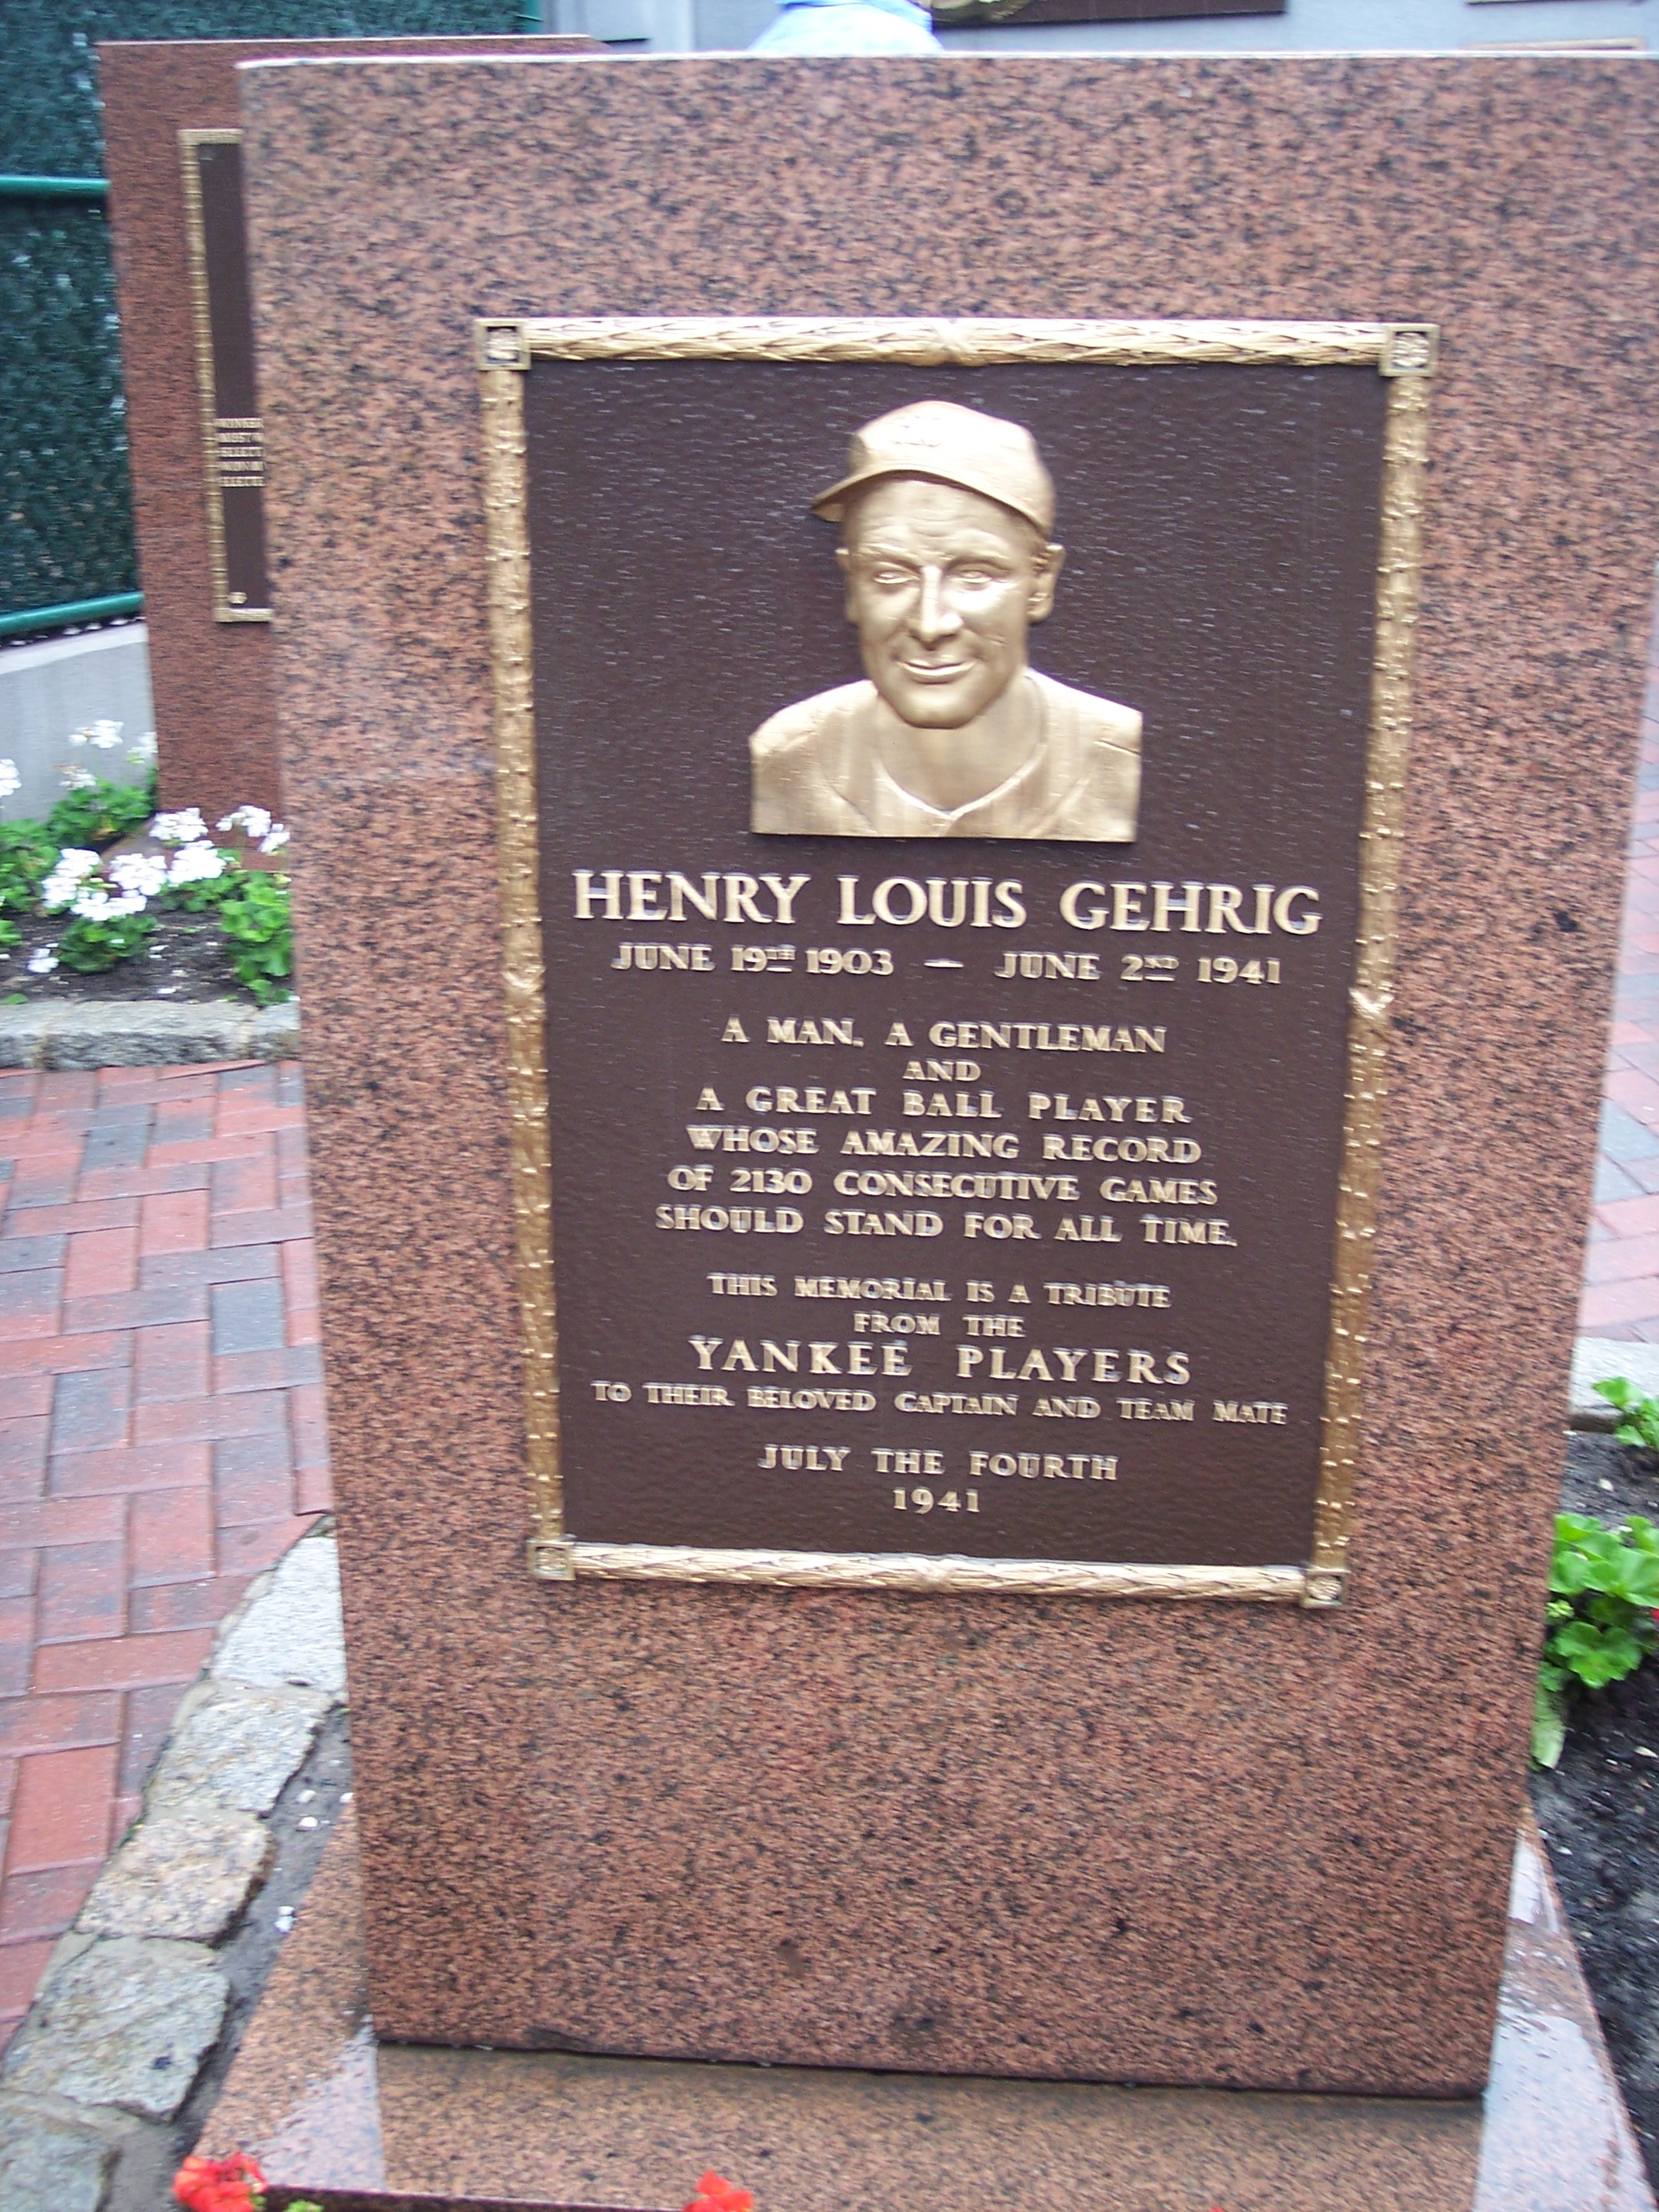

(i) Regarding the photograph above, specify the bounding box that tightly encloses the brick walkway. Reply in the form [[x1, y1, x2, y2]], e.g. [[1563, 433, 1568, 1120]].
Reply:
[[0, 1060, 328, 2053], [1582, 634, 1659, 1342]]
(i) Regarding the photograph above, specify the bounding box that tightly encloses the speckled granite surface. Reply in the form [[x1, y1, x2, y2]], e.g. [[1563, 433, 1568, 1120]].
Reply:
[[206, 1812, 1654, 2211], [99, 37, 596, 824], [237, 54, 1659, 2091]]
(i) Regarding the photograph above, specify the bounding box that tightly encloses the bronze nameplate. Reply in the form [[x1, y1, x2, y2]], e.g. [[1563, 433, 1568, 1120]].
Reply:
[[931, 0, 1285, 29], [478, 319, 1434, 1606], [180, 130, 271, 623]]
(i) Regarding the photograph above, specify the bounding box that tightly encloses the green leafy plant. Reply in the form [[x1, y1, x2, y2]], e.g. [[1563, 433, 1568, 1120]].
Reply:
[[1534, 1510, 1659, 1767], [0, 820, 57, 916], [46, 769, 156, 852], [1593, 1375, 1659, 1453], [56, 908, 155, 974], [167, 850, 245, 912], [218, 871, 293, 1005]]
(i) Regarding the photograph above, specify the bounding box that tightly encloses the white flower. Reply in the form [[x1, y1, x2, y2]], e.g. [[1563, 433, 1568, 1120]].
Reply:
[[40, 850, 104, 911], [85, 720, 123, 750], [128, 731, 158, 764], [167, 841, 228, 887], [218, 805, 273, 840], [60, 765, 98, 792], [0, 761, 19, 800], [259, 824, 290, 854], [26, 946, 58, 975], [152, 809, 208, 846], [108, 854, 168, 898], [70, 886, 146, 922]]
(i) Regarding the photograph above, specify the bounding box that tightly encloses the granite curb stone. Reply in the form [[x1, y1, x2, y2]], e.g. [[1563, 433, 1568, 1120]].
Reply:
[[211, 1535, 346, 1698], [148, 1684, 331, 1819], [0, 998, 299, 1070], [0, 2100, 115, 2212], [0, 1531, 345, 2211], [0, 1939, 230, 2124], [77, 1809, 275, 1946]]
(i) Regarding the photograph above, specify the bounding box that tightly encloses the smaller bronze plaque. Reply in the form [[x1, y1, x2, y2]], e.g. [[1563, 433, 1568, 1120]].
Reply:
[[180, 130, 271, 623]]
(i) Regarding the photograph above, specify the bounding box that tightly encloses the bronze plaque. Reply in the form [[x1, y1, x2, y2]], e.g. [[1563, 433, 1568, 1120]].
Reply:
[[932, 0, 1284, 29], [479, 319, 1433, 1606], [180, 130, 271, 622]]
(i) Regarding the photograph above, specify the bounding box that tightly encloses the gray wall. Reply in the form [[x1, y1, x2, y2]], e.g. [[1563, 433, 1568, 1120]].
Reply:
[[0, 623, 154, 824], [547, 0, 1650, 59]]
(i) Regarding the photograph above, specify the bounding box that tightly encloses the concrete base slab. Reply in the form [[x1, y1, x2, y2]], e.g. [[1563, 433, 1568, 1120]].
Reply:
[[1571, 1338, 1659, 1429], [0, 998, 298, 1069], [203, 1812, 1652, 2212]]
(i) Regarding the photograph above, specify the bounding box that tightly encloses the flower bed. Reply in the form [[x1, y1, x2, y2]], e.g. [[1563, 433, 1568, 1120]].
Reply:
[[1534, 1427, 1659, 2183], [0, 726, 293, 1007]]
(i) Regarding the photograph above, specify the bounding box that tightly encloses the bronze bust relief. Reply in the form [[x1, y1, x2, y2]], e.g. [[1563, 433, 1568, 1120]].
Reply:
[[750, 400, 1142, 841]]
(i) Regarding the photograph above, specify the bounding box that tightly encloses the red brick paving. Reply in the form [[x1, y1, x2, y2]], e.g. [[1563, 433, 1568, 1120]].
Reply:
[[1582, 626, 1659, 1341], [0, 1060, 329, 2053]]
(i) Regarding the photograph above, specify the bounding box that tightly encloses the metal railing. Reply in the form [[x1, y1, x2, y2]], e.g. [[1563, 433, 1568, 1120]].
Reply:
[[0, 175, 109, 201], [0, 592, 145, 644]]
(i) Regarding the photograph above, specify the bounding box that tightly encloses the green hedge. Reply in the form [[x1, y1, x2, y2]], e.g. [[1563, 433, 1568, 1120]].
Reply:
[[1, 0, 524, 623]]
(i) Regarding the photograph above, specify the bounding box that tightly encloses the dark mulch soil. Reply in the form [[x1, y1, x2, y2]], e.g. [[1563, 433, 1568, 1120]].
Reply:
[[1532, 1429, 1659, 2182], [1, 902, 253, 1005]]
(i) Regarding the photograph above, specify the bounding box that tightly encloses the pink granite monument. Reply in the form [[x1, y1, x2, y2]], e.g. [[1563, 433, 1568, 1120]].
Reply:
[[100, 36, 595, 827], [206, 47, 1659, 2210]]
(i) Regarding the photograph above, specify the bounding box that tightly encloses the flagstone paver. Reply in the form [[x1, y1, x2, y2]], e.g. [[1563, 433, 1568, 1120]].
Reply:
[[0, 1060, 328, 2055]]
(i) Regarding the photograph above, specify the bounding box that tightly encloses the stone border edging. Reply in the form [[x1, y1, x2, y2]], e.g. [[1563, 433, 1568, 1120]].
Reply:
[[1571, 1337, 1659, 1431], [0, 1530, 345, 2212], [0, 998, 298, 1070]]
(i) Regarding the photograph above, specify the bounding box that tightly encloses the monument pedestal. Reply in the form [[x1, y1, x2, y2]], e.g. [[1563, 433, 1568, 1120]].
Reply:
[[206, 1813, 1650, 2212]]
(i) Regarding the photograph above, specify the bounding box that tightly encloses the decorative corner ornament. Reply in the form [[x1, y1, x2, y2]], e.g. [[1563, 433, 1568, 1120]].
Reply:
[[478, 319, 531, 373], [1382, 325, 1438, 379], [528, 1537, 577, 1581], [1302, 1568, 1347, 1609]]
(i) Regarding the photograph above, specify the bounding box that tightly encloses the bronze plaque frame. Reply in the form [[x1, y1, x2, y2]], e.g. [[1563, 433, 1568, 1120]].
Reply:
[[180, 128, 272, 623], [477, 316, 1434, 1609]]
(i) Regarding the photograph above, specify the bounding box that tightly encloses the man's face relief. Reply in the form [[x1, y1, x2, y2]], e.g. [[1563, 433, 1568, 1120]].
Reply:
[[836, 478, 1064, 731]]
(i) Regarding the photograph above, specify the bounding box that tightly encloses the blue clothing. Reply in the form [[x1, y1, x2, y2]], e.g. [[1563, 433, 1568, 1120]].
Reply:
[[749, 0, 939, 55]]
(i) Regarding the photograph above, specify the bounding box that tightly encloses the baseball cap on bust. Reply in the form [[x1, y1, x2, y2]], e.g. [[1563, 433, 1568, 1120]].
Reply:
[[812, 400, 1056, 538]]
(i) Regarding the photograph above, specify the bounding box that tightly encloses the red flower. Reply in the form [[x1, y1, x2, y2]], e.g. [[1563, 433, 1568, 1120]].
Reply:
[[173, 2153, 268, 2212], [685, 2175, 754, 2212]]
